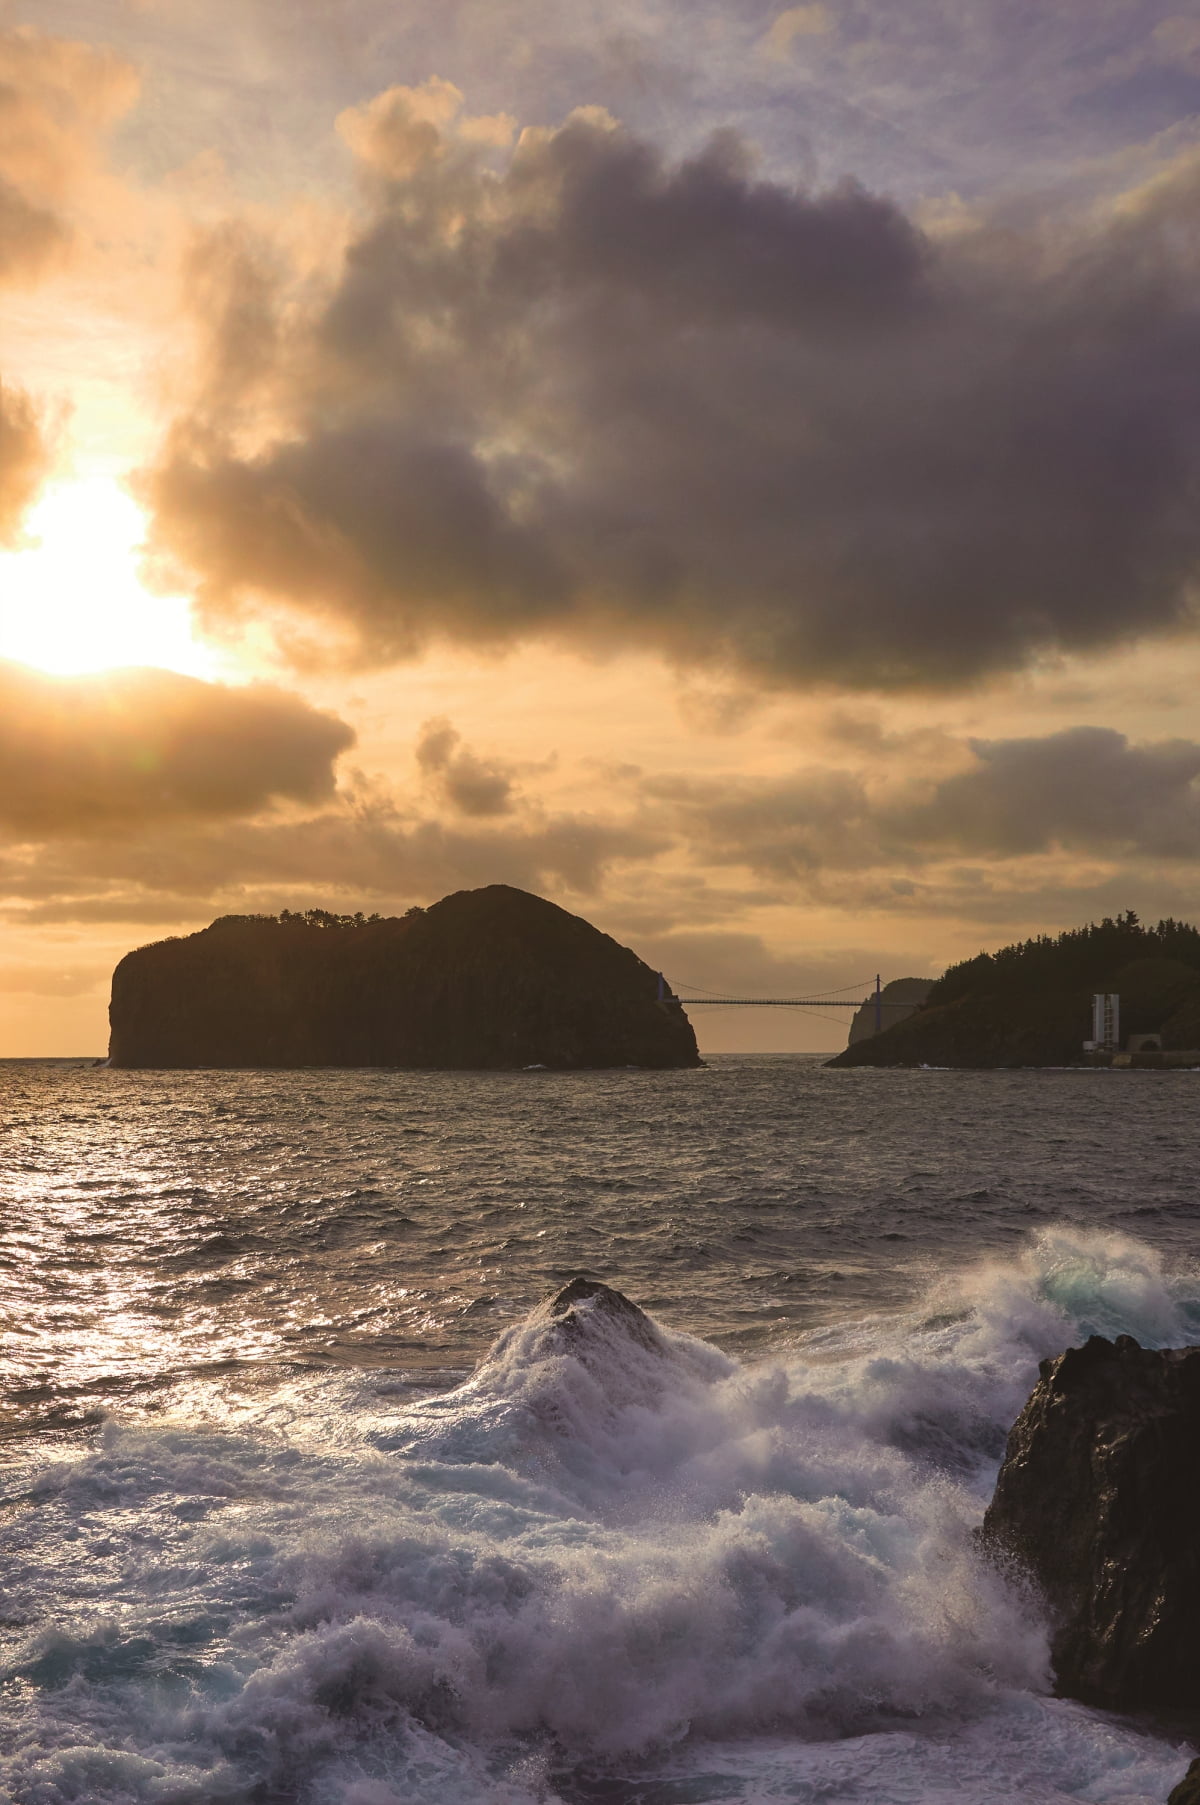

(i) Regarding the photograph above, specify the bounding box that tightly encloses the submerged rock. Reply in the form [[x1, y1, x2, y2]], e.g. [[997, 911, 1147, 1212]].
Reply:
[[108, 885, 700, 1070], [982, 1334, 1200, 1713]]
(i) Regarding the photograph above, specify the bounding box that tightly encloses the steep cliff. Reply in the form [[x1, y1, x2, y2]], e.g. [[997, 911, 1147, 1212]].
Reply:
[[981, 1334, 1200, 1713], [845, 978, 933, 1045], [108, 886, 700, 1070]]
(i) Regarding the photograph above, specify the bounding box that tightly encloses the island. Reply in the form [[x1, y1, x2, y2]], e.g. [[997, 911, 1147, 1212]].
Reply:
[[107, 885, 701, 1070], [828, 912, 1200, 1068]]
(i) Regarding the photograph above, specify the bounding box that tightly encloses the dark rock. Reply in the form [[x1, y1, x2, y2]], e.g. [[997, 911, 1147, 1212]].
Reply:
[[981, 1334, 1200, 1712], [1170, 1759, 1200, 1805], [108, 885, 700, 1070]]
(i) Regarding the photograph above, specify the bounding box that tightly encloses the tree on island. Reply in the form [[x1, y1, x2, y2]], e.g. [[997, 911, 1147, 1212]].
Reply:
[[930, 912, 1200, 1005], [210, 906, 429, 930]]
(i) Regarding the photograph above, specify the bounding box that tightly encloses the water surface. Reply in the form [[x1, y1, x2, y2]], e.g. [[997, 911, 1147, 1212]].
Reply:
[[1, 1057, 1196, 1803]]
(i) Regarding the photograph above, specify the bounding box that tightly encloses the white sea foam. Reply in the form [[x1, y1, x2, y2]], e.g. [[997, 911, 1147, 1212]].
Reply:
[[1, 1227, 1196, 1804]]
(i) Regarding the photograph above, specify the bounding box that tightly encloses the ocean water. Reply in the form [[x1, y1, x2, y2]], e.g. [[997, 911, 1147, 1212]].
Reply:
[[2, 1054, 1199, 1805]]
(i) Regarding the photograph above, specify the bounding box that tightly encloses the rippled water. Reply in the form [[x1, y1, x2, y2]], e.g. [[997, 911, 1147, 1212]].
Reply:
[[2, 1057, 1199, 1803]]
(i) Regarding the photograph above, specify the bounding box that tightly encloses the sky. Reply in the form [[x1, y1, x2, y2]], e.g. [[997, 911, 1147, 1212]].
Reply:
[[2, 0, 1200, 1054]]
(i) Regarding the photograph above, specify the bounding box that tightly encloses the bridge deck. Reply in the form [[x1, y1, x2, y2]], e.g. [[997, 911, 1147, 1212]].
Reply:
[[679, 997, 915, 1008]]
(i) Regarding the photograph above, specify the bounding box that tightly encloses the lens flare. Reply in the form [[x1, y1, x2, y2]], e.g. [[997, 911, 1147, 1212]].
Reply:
[[0, 476, 218, 677]]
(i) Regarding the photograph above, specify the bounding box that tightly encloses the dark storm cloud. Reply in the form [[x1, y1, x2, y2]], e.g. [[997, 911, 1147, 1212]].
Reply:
[[0, 661, 354, 835], [143, 96, 1200, 691]]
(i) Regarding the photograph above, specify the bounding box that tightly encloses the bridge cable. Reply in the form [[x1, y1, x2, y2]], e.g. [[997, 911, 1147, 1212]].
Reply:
[[670, 975, 876, 1002]]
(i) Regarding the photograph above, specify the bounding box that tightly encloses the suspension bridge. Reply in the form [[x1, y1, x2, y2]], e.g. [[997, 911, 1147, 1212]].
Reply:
[[656, 973, 899, 1033]]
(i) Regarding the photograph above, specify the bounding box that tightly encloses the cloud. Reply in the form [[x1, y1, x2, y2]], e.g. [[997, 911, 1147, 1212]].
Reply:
[[638, 725, 1200, 877], [0, 661, 354, 836], [336, 77, 514, 179], [0, 708, 660, 918], [761, 5, 832, 61], [0, 29, 141, 542], [0, 803, 664, 923], [176, 221, 285, 424], [5, 703, 1200, 936], [641, 765, 874, 879], [0, 382, 51, 543], [139, 99, 1200, 692], [0, 27, 139, 283], [414, 716, 518, 816], [0, 176, 64, 286], [897, 726, 1200, 858]]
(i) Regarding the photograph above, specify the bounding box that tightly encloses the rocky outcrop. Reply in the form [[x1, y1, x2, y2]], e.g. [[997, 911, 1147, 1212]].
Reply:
[[473, 1278, 675, 1399], [108, 885, 700, 1070], [981, 1334, 1200, 1713], [520, 1277, 667, 1358], [846, 977, 933, 1045]]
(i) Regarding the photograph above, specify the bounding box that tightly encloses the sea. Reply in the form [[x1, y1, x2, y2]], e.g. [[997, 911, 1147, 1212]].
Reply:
[[2, 1054, 1199, 1805]]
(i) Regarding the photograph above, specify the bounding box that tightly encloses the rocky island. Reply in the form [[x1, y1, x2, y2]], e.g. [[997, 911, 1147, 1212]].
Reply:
[[829, 912, 1200, 1068], [107, 885, 700, 1070]]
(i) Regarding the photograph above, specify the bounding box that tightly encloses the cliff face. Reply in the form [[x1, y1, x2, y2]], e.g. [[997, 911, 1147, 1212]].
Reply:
[[108, 886, 701, 1071], [981, 1335, 1200, 1714], [845, 978, 933, 1045]]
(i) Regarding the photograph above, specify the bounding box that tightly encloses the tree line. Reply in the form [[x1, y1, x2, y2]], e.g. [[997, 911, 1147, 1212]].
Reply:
[[930, 912, 1200, 1004]]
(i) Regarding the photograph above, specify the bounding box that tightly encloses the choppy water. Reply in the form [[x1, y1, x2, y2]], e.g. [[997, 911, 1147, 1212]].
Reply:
[[2, 1056, 1199, 1803]]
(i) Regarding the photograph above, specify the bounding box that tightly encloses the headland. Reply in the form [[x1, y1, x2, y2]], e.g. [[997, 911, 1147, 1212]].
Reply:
[[829, 912, 1200, 1069]]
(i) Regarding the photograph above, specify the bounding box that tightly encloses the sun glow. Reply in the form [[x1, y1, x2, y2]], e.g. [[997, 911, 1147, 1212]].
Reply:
[[0, 477, 219, 678]]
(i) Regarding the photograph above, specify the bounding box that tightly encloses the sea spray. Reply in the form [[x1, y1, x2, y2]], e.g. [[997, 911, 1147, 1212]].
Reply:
[[3, 1227, 1196, 1803]]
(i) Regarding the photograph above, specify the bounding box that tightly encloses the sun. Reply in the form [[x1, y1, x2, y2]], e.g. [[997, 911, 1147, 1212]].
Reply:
[[0, 475, 220, 679]]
